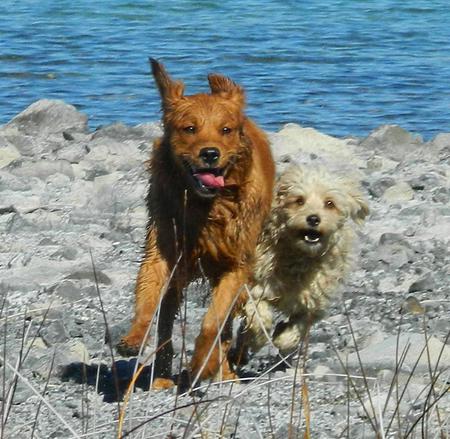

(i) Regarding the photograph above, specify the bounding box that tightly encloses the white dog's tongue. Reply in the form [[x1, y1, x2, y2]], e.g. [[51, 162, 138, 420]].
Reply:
[[194, 173, 225, 188]]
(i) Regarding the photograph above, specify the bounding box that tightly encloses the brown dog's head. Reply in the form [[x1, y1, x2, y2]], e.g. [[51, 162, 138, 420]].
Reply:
[[151, 58, 247, 199]]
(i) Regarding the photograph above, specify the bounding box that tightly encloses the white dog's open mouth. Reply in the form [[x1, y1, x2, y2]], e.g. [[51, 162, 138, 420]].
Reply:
[[299, 229, 322, 244]]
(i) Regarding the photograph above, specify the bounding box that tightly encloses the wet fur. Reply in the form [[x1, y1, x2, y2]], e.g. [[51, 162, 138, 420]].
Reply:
[[117, 59, 275, 388]]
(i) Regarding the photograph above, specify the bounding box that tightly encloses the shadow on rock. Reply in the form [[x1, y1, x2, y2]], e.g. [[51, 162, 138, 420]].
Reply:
[[235, 353, 295, 381], [61, 358, 154, 403], [61, 354, 295, 403]]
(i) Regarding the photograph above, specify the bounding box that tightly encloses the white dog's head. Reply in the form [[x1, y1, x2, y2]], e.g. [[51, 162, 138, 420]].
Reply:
[[272, 166, 369, 257]]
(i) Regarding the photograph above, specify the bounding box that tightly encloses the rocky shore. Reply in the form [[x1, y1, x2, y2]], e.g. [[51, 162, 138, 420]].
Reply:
[[1, 100, 449, 438]]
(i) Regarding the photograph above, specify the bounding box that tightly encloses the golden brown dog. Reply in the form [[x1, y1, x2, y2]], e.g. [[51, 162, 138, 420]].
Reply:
[[117, 59, 275, 389]]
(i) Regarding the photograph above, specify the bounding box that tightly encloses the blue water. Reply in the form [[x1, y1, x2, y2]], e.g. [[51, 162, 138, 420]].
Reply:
[[1, 0, 449, 138]]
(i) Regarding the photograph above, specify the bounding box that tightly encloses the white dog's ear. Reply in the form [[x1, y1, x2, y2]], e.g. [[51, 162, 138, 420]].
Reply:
[[348, 190, 369, 225]]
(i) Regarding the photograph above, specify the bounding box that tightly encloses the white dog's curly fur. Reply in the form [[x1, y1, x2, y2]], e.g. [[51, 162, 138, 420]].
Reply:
[[237, 165, 369, 357]]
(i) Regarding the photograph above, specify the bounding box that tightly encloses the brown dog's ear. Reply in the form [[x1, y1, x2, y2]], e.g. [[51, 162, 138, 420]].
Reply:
[[149, 58, 185, 108], [208, 73, 245, 106]]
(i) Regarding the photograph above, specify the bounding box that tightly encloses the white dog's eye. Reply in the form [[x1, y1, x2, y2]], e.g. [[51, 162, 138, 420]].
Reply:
[[325, 199, 335, 209], [284, 195, 304, 209], [296, 196, 305, 206]]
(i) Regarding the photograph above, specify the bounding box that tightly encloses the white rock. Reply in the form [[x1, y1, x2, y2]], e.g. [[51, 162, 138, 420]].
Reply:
[[382, 182, 414, 203], [0, 144, 21, 169], [311, 364, 334, 381], [358, 391, 409, 420], [346, 333, 450, 373], [6, 99, 88, 136], [269, 123, 365, 168], [9, 159, 75, 181], [366, 155, 399, 173]]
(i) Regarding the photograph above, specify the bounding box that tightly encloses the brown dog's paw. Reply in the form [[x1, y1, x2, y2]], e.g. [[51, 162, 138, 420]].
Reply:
[[116, 338, 140, 357], [152, 377, 175, 390], [215, 368, 239, 383]]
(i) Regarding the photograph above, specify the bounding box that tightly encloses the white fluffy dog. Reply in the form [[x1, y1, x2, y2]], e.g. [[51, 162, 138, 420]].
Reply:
[[237, 165, 369, 358]]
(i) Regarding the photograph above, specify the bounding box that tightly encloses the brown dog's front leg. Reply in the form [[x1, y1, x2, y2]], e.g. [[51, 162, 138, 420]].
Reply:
[[117, 230, 171, 357], [190, 268, 247, 384]]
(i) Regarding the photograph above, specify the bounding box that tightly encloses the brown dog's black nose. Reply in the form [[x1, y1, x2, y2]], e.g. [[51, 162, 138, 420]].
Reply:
[[199, 147, 220, 166], [307, 215, 321, 227]]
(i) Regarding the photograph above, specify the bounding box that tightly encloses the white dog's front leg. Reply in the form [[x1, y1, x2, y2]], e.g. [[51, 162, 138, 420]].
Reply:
[[243, 294, 273, 353]]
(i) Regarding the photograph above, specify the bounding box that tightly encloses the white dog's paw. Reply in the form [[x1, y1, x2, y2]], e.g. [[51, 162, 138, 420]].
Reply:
[[243, 298, 274, 353], [273, 321, 303, 353]]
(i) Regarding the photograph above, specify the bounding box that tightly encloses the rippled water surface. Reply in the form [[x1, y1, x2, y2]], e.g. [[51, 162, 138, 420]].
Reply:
[[1, 0, 449, 138]]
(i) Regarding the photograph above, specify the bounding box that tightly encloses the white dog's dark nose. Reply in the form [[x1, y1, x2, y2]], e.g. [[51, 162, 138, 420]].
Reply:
[[307, 215, 320, 227]]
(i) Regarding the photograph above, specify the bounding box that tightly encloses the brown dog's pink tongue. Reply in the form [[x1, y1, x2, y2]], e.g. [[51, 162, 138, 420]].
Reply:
[[194, 173, 225, 188]]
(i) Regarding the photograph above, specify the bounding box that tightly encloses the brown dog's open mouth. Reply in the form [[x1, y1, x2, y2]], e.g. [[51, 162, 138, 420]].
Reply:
[[194, 169, 225, 189], [183, 162, 225, 198], [299, 229, 322, 244]]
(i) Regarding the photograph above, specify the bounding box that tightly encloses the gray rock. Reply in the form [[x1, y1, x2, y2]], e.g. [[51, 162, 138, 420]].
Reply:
[[375, 242, 413, 269], [0, 170, 33, 191], [382, 182, 414, 203], [379, 232, 408, 246], [345, 333, 450, 373], [54, 280, 85, 302], [6, 99, 88, 136], [429, 132, 450, 154], [0, 276, 40, 294], [41, 320, 70, 345], [27, 341, 90, 379], [92, 122, 157, 142], [431, 186, 449, 203], [21, 210, 67, 231], [399, 202, 428, 217], [420, 209, 438, 227], [0, 369, 34, 405], [65, 269, 112, 285], [408, 273, 435, 292], [0, 143, 21, 169], [51, 246, 78, 261], [38, 237, 58, 246], [56, 141, 90, 163], [82, 140, 143, 174], [408, 172, 447, 191], [0, 192, 41, 214], [366, 155, 399, 173], [357, 392, 409, 420], [9, 159, 75, 181], [360, 125, 423, 161], [369, 176, 396, 198]]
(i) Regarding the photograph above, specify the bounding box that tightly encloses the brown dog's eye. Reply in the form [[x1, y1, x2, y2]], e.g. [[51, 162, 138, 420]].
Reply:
[[222, 127, 232, 135], [296, 196, 305, 206], [183, 125, 196, 134], [325, 199, 335, 209]]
